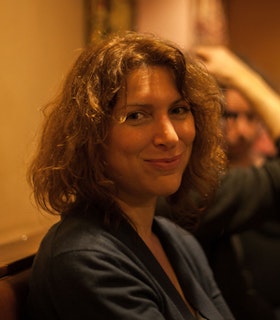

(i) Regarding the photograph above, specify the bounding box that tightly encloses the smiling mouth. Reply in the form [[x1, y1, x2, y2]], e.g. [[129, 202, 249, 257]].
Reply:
[[145, 154, 183, 170]]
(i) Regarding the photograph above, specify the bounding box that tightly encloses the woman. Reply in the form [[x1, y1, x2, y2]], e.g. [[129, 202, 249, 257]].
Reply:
[[27, 32, 232, 320]]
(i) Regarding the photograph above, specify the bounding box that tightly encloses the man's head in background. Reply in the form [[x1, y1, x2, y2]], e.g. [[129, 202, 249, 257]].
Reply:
[[222, 88, 276, 167]]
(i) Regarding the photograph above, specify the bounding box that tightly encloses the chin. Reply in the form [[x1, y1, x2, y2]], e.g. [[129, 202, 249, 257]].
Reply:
[[148, 175, 182, 197], [156, 184, 181, 197], [159, 191, 178, 198]]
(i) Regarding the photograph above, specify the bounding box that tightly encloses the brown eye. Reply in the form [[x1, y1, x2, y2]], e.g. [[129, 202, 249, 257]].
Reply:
[[126, 112, 145, 120], [170, 105, 191, 119], [124, 110, 151, 126], [223, 111, 238, 120]]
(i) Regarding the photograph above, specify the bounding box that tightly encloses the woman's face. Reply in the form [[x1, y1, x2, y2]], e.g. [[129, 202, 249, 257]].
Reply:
[[104, 66, 195, 205]]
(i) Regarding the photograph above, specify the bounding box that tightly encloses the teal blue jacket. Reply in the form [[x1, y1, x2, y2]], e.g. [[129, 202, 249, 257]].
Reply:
[[28, 214, 234, 320]]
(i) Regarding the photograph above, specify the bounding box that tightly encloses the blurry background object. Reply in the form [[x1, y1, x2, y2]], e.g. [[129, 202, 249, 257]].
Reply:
[[193, 0, 229, 46], [84, 0, 135, 42]]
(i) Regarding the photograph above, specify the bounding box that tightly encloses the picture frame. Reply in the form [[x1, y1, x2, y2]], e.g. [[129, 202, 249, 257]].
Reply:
[[84, 0, 136, 43]]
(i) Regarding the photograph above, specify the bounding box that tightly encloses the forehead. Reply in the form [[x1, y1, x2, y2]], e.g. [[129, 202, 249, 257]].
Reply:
[[121, 66, 178, 99], [113, 66, 181, 114], [126, 65, 176, 85], [225, 89, 252, 113]]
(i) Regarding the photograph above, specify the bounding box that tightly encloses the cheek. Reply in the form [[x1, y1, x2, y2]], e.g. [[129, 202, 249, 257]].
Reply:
[[107, 127, 148, 159], [189, 125, 196, 143], [224, 124, 236, 137], [180, 118, 196, 144], [251, 124, 261, 136]]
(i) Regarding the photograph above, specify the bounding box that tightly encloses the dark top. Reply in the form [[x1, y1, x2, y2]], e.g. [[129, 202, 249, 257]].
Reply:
[[27, 214, 234, 320], [195, 138, 280, 320]]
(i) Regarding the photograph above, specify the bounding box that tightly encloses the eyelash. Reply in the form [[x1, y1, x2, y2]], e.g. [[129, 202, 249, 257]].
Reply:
[[170, 106, 191, 115], [124, 105, 191, 124]]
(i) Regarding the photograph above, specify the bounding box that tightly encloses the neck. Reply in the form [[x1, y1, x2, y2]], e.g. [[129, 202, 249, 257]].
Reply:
[[116, 196, 157, 240]]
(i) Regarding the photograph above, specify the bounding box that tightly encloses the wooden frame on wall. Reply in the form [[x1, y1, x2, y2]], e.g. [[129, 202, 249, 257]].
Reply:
[[83, 0, 136, 44]]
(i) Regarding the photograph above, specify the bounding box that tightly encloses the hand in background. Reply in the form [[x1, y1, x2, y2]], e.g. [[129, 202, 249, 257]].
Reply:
[[193, 46, 253, 89], [193, 45, 280, 140]]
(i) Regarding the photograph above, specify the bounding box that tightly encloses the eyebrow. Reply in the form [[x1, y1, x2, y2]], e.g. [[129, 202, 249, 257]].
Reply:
[[125, 98, 188, 108]]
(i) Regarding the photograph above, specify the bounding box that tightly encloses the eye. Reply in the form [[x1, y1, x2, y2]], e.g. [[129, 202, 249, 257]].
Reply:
[[223, 111, 238, 120], [126, 111, 145, 121], [123, 111, 151, 125], [170, 105, 191, 119]]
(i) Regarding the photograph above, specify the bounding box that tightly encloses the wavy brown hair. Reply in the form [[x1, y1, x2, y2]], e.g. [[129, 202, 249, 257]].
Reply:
[[28, 31, 226, 229]]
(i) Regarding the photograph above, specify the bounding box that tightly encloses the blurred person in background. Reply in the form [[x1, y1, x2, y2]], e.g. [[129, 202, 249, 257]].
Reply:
[[194, 46, 280, 320], [222, 86, 276, 167]]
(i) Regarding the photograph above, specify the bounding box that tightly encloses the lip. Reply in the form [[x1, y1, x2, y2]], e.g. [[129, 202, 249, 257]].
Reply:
[[144, 154, 183, 171]]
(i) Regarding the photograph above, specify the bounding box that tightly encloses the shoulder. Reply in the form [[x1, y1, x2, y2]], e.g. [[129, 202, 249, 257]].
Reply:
[[33, 212, 145, 289], [39, 210, 119, 259]]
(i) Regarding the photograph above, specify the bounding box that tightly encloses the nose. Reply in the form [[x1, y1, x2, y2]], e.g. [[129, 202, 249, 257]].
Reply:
[[153, 116, 179, 148]]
